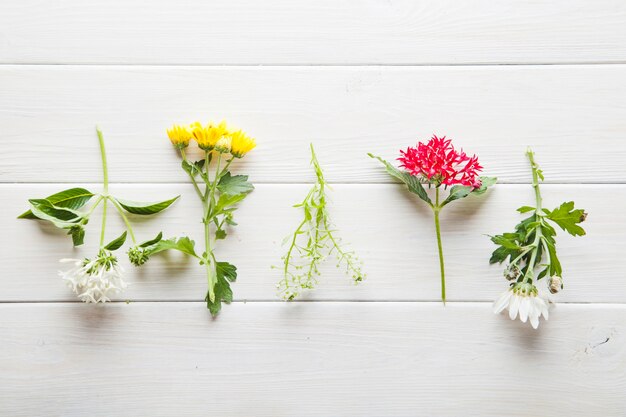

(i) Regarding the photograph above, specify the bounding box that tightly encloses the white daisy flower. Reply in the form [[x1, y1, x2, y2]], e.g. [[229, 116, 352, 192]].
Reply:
[[493, 282, 550, 329], [59, 251, 127, 303]]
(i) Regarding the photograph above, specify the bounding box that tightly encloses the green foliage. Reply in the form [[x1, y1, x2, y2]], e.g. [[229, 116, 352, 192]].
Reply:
[[544, 201, 587, 237], [19, 188, 94, 219], [368, 153, 432, 205], [217, 172, 254, 195], [145, 236, 199, 258], [279, 144, 365, 300], [115, 196, 179, 215], [489, 149, 586, 290], [104, 231, 127, 251], [206, 261, 237, 316]]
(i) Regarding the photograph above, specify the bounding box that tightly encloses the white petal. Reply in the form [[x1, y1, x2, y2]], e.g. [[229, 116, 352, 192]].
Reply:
[[530, 312, 540, 329], [509, 294, 521, 320], [519, 297, 530, 323], [493, 291, 512, 314]]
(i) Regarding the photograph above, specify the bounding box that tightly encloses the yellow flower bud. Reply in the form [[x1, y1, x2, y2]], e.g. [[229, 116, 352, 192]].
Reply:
[[166, 124, 192, 149], [230, 129, 256, 158]]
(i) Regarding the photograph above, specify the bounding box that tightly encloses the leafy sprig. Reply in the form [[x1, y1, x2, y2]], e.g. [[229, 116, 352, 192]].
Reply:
[[19, 127, 179, 258], [490, 148, 587, 293], [166, 121, 256, 316], [278, 144, 364, 300]]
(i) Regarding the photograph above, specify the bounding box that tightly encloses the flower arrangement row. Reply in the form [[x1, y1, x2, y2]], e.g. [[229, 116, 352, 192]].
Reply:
[[19, 122, 587, 329]]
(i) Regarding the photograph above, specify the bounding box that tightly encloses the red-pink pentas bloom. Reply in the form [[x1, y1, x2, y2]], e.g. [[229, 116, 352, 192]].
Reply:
[[398, 135, 483, 188]]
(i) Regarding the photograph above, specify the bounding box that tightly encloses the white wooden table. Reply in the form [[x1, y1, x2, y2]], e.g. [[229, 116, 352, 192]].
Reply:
[[1, 1, 625, 416]]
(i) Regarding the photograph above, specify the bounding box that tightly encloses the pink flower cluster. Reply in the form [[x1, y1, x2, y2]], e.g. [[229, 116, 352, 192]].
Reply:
[[398, 135, 483, 188]]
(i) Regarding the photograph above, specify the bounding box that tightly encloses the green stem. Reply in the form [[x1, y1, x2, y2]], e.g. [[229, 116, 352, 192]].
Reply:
[[434, 187, 446, 304], [109, 197, 137, 244], [180, 149, 204, 201], [97, 127, 109, 248], [522, 148, 545, 284], [204, 152, 222, 302]]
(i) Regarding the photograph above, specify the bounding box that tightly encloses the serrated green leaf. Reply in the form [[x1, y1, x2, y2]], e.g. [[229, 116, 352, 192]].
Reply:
[[206, 261, 238, 316], [215, 193, 248, 214], [217, 172, 254, 196], [545, 201, 587, 237], [517, 206, 535, 213], [18, 188, 94, 219], [215, 229, 227, 240], [139, 231, 163, 248], [115, 196, 179, 215], [146, 236, 199, 258], [368, 153, 432, 205], [472, 176, 497, 195], [490, 234, 522, 250], [104, 231, 127, 251]]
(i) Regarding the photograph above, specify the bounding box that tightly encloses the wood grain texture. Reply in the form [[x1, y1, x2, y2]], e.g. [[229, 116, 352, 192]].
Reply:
[[1, 302, 624, 417], [3, 183, 615, 303], [1, 65, 625, 184], [1, 0, 626, 65]]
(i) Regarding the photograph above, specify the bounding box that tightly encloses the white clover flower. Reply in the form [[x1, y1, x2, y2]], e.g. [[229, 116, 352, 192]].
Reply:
[[493, 282, 550, 329], [59, 251, 127, 303]]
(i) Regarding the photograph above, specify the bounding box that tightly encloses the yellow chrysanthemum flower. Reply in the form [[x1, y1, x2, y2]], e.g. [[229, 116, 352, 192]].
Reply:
[[230, 129, 256, 158], [166, 124, 192, 149], [191, 120, 229, 151]]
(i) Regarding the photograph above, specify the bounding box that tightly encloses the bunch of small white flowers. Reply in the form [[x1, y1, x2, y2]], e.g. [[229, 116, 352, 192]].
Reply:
[[59, 251, 126, 303], [490, 149, 586, 328]]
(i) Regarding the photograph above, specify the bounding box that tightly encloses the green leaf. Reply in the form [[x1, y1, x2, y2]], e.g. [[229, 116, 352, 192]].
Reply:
[[104, 231, 127, 251], [206, 261, 238, 316], [215, 229, 227, 240], [181, 159, 206, 177], [26, 199, 84, 230], [217, 172, 255, 196], [442, 185, 473, 206], [68, 226, 86, 246], [544, 240, 562, 277], [215, 193, 248, 214], [146, 236, 199, 258], [368, 153, 432, 205], [545, 201, 587, 237], [472, 176, 497, 195], [490, 234, 522, 250], [115, 196, 179, 215], [18, 188, 94, 219], [139, 231, 163, 248], [517, 206, 535, 213]]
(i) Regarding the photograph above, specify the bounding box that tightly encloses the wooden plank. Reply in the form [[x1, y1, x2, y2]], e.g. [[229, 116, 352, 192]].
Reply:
[[1, 65, 625, 183], [1, 0, 626, 65], [0, 302, 624, 417], [3, 183, 618, 302]]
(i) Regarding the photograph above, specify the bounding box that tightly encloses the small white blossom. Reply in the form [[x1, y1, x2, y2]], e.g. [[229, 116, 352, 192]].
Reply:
[[493, 283, 551, 329], [59, 251, 127, 303]]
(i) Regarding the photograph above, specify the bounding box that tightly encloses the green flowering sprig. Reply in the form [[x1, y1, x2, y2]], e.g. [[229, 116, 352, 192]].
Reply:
[[491, 148, 587, 328], [278, 144, 365, 300], [19, 127, 180, 302]]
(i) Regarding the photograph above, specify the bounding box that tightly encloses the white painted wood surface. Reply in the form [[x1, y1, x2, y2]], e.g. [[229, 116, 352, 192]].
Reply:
[[1, 65, 625, 184], [1, 0, 626, 64], [1, 1, 624, 416], [1, 303, 624, 417]]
